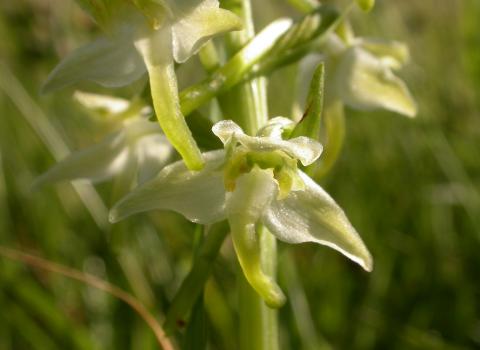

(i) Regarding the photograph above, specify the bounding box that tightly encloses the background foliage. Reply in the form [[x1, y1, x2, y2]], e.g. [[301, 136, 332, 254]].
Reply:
[[1, 0, 479, 349]]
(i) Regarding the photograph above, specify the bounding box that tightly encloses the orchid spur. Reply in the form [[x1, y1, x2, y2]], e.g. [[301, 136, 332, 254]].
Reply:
[[110, 118, 373, 307], [34, 91, 172, 190], [42, 0, 242, 170]]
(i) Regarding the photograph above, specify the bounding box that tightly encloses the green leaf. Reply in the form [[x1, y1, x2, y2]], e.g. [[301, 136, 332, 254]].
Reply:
[[184, 294, 209, 350], [163, 222, 228, 334], [290, 63, 325, 141], [252, 5, 340, 77]]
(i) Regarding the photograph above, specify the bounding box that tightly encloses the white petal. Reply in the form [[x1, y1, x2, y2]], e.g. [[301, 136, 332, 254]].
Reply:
[[109, 150, 226, 223], [355, 38, 410, 70], [212, 120, 322, 166], [262, 171, 373, 271], [212, 119, 245, 144], [335, 47, 417, 117], [73, 91, 130, 115], [171, 0, 242, 63], [134, 133, 173, 184], [43, 33, 146, 93], [33, 131, 129, 187]]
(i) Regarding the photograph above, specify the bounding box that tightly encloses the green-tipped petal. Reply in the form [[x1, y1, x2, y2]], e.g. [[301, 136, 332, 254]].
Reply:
[[226, 168, 286, 308], [212, 120, 323, 166], [262, 171, 373, 272], [109, 150, 226, 223], [42, 33, 145, 93], [171, 0, 242, 63], [135, 28, 204, 170], [335, 47, 417, 117], [33, 131, 129, 188]]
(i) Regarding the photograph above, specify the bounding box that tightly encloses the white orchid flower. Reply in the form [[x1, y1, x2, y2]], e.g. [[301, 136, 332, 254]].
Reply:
[[301, 33, 417, 117], [34, 92, 173, 189], [110, 118, 373, 308], [43, 0, 242, 171]]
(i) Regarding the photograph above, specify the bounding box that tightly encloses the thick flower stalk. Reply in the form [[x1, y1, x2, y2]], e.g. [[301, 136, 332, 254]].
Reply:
[[42, 0, 242, 170], [34, 92, 172, 189], [110, 118, 373, 307]]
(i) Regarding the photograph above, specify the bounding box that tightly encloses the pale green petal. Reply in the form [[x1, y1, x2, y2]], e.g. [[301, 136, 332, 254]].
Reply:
[[42, 34, 145, 93], [335, 47, 417, 117], [226, 167, 286, 308], [109, 150, 226, 223], [73, 91, 130, 115], [171, 0, 242, 63], [33, 131, 129, 188], [355, 38, 410, 70], [212, 120, 322, 166], [262, 171, 373, 271], [134, 133, 173, 184]]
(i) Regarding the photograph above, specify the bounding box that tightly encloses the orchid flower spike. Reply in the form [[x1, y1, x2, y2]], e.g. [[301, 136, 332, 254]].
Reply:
[[301, 32, 417, 117], [110, 118, 373, 308], [34, 92, 173, 191], [42, 0, 242, 171]]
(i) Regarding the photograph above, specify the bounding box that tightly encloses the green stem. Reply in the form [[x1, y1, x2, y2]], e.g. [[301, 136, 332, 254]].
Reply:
[[179, 17, 292, 118], [219, 1, 280, 349], [163, 222, 229, 333]]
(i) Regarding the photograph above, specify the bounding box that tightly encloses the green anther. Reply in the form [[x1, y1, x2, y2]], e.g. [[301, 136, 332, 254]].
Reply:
[[224, 147, 304, 200]]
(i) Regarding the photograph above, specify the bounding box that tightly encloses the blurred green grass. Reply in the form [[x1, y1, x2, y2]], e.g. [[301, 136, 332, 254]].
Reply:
[[1, 0, 479, 349]]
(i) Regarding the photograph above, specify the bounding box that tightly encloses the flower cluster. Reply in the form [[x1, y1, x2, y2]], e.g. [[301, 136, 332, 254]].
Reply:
[[43, 0, 242, 170], [34, 92, 172, 190], [36, 0, 418, 308], [109, 118, 372, 307]]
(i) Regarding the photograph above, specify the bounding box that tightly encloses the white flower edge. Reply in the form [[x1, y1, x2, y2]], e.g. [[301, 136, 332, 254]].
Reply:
[[212, 119, 323, 166]]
